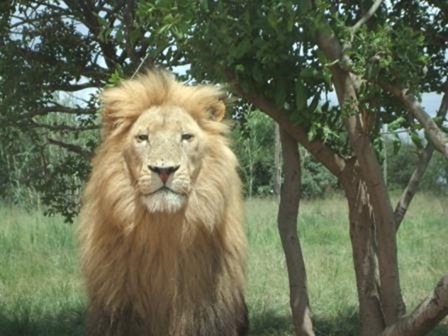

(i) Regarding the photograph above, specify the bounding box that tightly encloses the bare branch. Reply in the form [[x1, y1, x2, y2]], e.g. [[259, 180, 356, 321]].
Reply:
[[379, 274, 448, 336]]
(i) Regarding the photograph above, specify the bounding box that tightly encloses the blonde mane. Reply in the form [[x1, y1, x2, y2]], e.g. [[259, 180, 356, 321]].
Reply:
[[78, 70, 248, 336]]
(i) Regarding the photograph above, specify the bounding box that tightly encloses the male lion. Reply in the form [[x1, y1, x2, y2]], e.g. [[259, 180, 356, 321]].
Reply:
[[78, 70, 248, 336]]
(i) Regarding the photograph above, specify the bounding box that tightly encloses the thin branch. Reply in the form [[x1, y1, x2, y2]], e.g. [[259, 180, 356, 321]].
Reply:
[[23, 104, 96, 118], [46, 82, 99, 92], [16, 48, 105, 85], [382, 83, 448, 160], [63, 0, 119, 69], [47, 138, 92, 159], [393, 144, 434, 229], [123, 0, 139, 64], [30, 121, 99, 132], [394, 88, 448, 229], [351, 0, 384, 35]]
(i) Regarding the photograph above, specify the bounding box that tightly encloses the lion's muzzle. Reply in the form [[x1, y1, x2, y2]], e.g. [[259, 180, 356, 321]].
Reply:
[[148, 165, 180, 184]]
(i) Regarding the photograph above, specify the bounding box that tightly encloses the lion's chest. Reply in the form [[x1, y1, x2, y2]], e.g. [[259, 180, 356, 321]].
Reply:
[[123, 224, 224, 318]]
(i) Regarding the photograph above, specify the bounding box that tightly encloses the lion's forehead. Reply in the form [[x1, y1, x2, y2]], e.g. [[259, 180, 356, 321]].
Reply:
[[132, 106, 200, 135]]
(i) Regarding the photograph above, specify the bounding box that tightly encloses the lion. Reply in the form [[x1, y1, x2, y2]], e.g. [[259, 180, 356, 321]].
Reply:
[[78, 70, 248, 336]]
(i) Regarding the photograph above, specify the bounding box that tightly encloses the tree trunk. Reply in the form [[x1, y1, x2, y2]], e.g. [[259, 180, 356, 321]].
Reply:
[[379, 274, 448, 336], [278, 129, 315, 336], [273, 123, 282, 196], [228, 70, 448, 335], [315, 30, 405, 324], [341, 163, 385, 336]]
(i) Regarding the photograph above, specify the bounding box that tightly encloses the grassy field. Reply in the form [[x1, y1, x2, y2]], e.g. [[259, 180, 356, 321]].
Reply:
[[0, 193, 447, 336]]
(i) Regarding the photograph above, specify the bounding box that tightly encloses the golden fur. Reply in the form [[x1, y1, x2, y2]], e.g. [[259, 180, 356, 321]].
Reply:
[[78, 70, 247, 336]]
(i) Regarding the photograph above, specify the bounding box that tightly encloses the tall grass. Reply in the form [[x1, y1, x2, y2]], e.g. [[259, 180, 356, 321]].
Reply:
[[0, 194, 447, 335], [245, 193, 448, 335], [0, 207, 84, 336]]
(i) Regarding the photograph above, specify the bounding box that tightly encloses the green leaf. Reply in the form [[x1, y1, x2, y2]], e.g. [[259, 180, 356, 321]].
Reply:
[[233, 38, 251, 59], [388, 116, 406, 131], [410, 132, 423, 149], [200, 0, 209, 12]]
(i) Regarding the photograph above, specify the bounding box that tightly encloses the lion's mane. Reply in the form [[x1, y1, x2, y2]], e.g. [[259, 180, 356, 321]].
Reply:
[[78, 70, 247, 336]]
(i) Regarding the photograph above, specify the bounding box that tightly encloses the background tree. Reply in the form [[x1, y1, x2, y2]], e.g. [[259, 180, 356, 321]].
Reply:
[[386, 141, 448, 193], [232, 108, 276, 197], [0, 0, 184, 217]]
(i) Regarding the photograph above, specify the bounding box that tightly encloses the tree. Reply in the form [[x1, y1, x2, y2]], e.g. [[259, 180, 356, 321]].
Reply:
[[0, 0, 184, 217], [140, 0, 448, 335]]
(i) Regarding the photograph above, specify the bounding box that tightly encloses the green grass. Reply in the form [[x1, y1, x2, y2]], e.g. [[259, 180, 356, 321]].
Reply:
[[0, 193, 447, 335], [0, 207, 84, 336]]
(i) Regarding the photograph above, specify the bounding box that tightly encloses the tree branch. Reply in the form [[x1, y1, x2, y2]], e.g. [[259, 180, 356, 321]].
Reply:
[[123, 0, 139, 64], [30, 121, 99, 132], [23, 104, 96, 118], [394, 89, 448, 229], [381, 83, 448, 160], [46, 82, 98, 92], [225, 70, 347, 179], [379, 274, 448, 336], [47, 138, 92, 159], [351, 0, 384, 35], [393, 144, 434, 229], [63, 0, 119, 69], [16, 47, 106, 85]]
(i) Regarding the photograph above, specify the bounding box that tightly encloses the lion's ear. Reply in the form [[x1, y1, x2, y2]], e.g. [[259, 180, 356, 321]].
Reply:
[[100, 87, 138, 135], [206, 99, 226, 122]]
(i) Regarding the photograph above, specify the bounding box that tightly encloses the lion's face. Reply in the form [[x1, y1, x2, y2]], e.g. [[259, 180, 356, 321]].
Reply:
[[124, 105, 206, 214]]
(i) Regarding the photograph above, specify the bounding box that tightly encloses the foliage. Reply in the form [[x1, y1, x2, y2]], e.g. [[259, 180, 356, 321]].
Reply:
[[0, 0, 447, 221], [0, 0, 189, 217], [232, 109, 276, 197], [232, 109, 338, 198], [159, 0, 446, 139], [300, 148, 338, 199]]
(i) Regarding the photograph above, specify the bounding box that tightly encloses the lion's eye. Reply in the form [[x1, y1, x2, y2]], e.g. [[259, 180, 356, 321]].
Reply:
[[181, 133, 194, 141], [136, 134, 149, 142]]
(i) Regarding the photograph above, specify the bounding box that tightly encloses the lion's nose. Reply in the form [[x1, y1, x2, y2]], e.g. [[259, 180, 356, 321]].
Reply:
[[148, 165, 180, 184]]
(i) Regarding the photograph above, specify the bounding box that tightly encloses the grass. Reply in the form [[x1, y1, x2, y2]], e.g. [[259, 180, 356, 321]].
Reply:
[[0, 193, 447, 335]]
